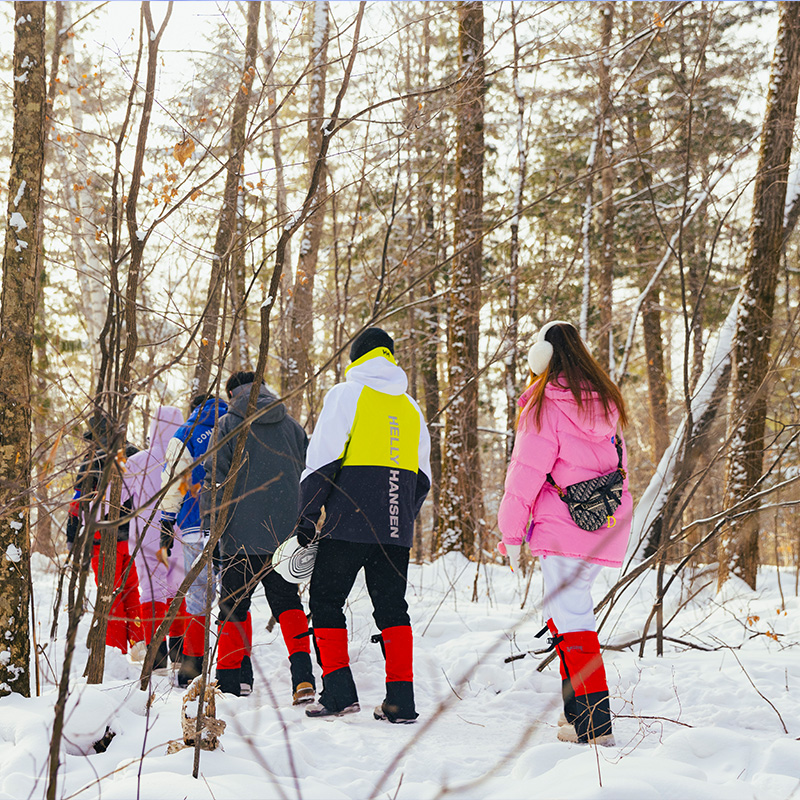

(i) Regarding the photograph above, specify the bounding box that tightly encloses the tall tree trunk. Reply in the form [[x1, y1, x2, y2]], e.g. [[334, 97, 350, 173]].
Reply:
[[32, 1, 67, 559], [84, 1, 173, 684], [228, 192, 250, 371], [416, 15, 442, 543], [438, 1, 485, 556], [721, 1, 800, 590], [597, 2, 615, 371], [284, 1, 330, 420], [193, 0, 261, 395], [265, 2, 293, 388], [628, 76, 670, 461], [61, 2, 107, 369], [505, 1, 526, 462], [0, 0, 47, 699]]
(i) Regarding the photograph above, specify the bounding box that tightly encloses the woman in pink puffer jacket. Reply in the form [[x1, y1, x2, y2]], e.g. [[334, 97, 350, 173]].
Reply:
[[498, 321, 632, 747]]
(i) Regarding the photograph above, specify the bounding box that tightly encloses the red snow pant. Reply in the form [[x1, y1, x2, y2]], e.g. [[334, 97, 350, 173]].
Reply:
[[91, 540, 144, 653]]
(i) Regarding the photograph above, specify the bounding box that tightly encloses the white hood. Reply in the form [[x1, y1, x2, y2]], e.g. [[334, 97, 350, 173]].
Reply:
[[345, 353, 408, 396]]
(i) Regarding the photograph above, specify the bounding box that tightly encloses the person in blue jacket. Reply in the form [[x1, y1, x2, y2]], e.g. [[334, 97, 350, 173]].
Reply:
[[158, 392, 228, 687]]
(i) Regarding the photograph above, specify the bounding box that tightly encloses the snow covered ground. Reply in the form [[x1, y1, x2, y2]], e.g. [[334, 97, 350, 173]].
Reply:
[[2, 552, 800, 799]]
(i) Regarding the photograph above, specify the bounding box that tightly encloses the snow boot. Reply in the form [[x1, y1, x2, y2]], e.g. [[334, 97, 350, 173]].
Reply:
[[289, 653, 315, 704], [240, 655, 253, 696], [372, 626, 417, 723], [168, 636, 184, 666], [153, 639, 170, 672], [178, 655, 203, 688], [240, 613, 253, 695], [374, 682, 418, 724], [178, 614, 206, 688], [215, 668, 242, 696], [309, 628, 358, 715], [279, 609, 315, 704]]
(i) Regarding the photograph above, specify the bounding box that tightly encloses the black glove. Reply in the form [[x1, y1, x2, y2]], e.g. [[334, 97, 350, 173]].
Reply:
[[295, 519, 317, 548], [160, 517, 176, 556]]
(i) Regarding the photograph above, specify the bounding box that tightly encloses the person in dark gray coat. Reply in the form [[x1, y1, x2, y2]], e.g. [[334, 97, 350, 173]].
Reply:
[[201, 371, 315, 702]]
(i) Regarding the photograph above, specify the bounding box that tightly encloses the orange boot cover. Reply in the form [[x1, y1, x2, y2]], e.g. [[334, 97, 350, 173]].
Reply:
[[278, 610, 311, 657], [382, 625, 413, 683], [559, 631, 608, 696], [313, 628, 350, 677], [183, 615, 207, 658], [217, 616, 248, 670], [143, 601, 168, 644]]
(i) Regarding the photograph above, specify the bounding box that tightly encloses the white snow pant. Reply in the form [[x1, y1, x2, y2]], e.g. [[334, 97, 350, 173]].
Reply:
[[541, 555, 602, 634]]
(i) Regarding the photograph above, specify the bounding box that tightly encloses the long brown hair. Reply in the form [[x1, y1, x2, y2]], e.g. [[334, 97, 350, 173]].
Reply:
[[519, 323, 628, 430]]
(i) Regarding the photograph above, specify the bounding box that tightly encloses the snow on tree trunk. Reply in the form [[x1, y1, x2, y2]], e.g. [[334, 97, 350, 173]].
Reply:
[[721, 1, 800, 590], [437, 1, 486, 557], [627, 293, 739, 565], [597, 2, 615, 372], [0, 0, 46, 699], [284, 1, 330, 420], [193, 1, 261, 395]]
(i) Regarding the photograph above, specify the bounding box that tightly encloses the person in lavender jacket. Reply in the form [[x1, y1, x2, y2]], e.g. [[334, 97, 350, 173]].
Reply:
[[497, 321, 632, 747], [122, 406, 184, 670]]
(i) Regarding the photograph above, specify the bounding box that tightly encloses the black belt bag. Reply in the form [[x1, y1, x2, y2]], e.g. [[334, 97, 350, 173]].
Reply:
[[546, 436, 625, 531]]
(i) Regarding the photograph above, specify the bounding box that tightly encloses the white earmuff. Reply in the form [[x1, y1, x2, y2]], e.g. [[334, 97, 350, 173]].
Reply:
[[527, 320, 570, 375]]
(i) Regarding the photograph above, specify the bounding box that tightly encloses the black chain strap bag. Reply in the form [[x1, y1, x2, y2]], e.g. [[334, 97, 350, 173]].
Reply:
[[546, 436, 625, 531]]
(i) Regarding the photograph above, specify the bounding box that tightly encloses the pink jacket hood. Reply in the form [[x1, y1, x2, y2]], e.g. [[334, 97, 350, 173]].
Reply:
[[498, 380, 632, 567]]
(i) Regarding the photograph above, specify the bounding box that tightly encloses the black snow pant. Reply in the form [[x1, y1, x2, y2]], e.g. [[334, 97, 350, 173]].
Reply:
[[308, 539, 415, 717], [308, 539, 410, 631], [218, 551, 304, 624], [216, 551, 313, 696]]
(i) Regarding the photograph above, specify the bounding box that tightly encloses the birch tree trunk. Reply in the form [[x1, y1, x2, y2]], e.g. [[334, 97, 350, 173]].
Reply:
[[721, 1, 800, 589], [284, 1, 330, 419], [0, 0, 47, 699], [193, 0, 261, 395], [438, 1, 485, 556]]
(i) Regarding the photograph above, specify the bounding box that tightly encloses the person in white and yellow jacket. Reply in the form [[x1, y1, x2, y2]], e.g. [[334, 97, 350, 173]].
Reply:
[[298, 328, 431, 723]]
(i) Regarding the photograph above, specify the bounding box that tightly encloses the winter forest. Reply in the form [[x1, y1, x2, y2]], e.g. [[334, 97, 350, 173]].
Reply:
[[2, 0, 800, 798]]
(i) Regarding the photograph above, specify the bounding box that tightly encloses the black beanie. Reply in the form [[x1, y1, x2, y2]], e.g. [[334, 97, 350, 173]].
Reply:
[[349, 327, 395, 362]]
